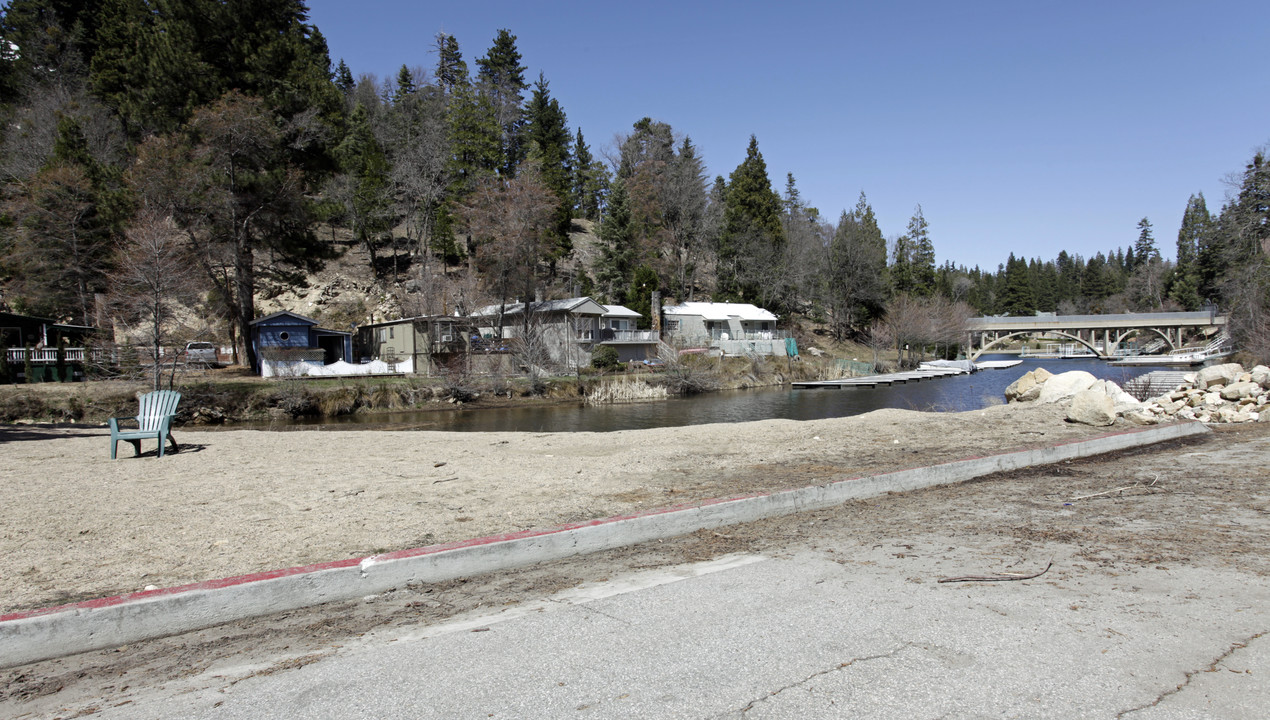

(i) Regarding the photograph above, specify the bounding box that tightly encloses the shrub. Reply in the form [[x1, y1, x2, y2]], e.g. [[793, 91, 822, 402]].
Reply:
[[591, 345, 620, 370]]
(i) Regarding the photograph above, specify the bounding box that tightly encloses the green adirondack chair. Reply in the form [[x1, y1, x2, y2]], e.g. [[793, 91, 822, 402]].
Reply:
[[109, 390, 181, 459]]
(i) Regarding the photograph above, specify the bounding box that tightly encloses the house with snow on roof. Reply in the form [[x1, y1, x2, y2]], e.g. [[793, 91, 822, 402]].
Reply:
[[661, 301, 788, 356], [472, 297, 659, 369]]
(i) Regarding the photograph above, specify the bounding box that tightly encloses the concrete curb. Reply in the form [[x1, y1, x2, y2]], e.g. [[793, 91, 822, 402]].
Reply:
[[0, 421, 1210, 669]]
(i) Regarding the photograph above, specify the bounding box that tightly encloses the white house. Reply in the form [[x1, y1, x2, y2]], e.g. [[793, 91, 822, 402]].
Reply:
[[661, 302, 787, 356]]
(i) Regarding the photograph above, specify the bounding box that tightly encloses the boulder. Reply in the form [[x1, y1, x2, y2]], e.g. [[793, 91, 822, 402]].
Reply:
[[1222, 381, 1261, 401], [1004, 368, 1052, 403], [1089, 379, 1142, 414], [1067, 390, 1117, 426], [1202, 392, 1225, 408], [1122, 409, 1159, 426], [1216, 406, 1252, 424], [1196, 363, 1244, 390], [1038, 371, 1098, 404], [1251, 365, 1270, 387]]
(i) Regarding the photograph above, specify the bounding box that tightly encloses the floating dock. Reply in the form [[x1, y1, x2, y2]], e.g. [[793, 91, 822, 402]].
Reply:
[[792, 359, 1021, 390]]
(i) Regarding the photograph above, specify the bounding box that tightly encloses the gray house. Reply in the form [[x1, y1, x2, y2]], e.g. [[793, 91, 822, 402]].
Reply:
[[472, 297, 659, 368]]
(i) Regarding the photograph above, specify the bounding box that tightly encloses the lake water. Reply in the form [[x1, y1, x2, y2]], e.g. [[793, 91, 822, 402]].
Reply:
[[270, 356, 1177, 433]]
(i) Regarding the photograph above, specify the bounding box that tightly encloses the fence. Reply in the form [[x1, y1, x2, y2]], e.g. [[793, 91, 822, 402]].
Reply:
[[835, 359, 875, 376]]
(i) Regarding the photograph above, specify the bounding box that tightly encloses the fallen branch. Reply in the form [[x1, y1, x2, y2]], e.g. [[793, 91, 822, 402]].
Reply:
[[938, 561, 1053, 584], [432, 477, 460, 484], [1069, 476, 1160, 502]]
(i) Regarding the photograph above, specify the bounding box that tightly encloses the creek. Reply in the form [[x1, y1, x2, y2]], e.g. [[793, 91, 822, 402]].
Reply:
[[263, 357, 1176, 433]]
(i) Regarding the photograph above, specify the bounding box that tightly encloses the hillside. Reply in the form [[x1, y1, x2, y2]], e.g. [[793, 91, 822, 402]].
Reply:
[[254, 219, 609, 333]]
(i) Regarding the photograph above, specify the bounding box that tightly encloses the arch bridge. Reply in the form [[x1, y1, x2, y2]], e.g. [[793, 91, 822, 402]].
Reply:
[[966, 310, 1227, 361]]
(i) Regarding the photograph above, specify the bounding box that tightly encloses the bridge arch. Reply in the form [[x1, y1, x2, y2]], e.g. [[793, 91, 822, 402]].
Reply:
[[1110, 327, 1177, 352], [969, 331, 1101, 361]]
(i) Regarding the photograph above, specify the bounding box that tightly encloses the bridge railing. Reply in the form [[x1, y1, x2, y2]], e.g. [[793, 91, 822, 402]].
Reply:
[[968, 310, 1224, 330]]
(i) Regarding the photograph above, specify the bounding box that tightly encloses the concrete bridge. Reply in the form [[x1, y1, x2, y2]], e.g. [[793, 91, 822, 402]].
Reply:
[[966, 310, 1228, 360]]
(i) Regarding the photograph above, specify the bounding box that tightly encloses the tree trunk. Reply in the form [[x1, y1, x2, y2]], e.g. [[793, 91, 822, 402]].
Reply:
[[236, 238, 256, 372]]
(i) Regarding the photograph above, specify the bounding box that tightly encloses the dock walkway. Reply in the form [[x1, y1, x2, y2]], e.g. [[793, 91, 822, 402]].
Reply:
[[792, 359, 1022, 390]]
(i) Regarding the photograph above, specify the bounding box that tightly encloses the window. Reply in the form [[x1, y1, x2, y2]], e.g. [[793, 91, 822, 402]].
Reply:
[[279, 331, 290, 341]]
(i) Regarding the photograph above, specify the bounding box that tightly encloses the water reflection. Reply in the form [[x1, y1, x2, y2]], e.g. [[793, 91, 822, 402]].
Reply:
[[272, 357, 1175, 433]]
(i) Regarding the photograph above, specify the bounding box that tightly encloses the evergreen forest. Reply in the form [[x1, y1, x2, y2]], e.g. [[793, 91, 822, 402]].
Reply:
[[2, 1, 1268, 366]]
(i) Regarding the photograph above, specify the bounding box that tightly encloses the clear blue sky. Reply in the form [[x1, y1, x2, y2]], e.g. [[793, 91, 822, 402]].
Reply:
[[307, 0, 1268, 272]]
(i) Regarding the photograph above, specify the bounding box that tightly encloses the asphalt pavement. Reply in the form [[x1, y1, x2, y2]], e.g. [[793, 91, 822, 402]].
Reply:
[[92, 539, 1268, 719]]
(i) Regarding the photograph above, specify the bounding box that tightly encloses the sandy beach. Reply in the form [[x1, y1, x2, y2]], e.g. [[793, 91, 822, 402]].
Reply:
[[1, 402, 1112, 613]]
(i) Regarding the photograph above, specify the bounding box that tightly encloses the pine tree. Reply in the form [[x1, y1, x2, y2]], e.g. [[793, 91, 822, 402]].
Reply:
[[1135, 217, 1159, 261], [522, 72, 572, 261], [92, 0, 342, 142], [1169, 193, 1208, 311], [571, 128, 606, 221], [334, 58, 354, 94], [393, 64, 416, 103], [447, 76, 500, 193], [475, 29, 527, 177], [335, 103, 392, 276], [596, 177, 635, 303], [907, 205, 936, 296], [998, 254, 1035, 315], [824, 192, 887, 337], [435, 32, 468, 94], [718, 135, 784, 306], [663, 137, 708, 301]]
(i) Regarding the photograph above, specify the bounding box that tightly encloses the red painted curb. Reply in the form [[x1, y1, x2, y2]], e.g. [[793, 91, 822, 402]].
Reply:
[[0, 488, 774, 623]]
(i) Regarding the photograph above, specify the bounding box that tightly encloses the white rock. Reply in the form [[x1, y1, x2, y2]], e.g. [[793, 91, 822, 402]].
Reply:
[[1123, 409, 1159, 425], [1038, 371, 1098, 404], [1196, 363, 1244, 389], [1066, 390, 1117, 426], [1251, 365, 1270, 387], [1202, 392, 1225, 408], [1004, 368, 1053, 402], [1221, 381, 1261, 400]]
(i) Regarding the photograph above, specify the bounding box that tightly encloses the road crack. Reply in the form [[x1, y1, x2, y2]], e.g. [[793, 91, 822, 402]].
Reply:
[[1115, 630, 1266, 718], [734, 643, 911, 715]]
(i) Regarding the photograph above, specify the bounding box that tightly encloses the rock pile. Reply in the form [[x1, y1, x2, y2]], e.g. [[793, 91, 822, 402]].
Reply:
[[1003, 362, 1270, 426]]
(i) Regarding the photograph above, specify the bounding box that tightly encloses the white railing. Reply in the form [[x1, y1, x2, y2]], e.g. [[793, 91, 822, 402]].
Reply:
[[6, 347, 88, 364], [598, 329, 658, 342], [708, 330, 787, 341]]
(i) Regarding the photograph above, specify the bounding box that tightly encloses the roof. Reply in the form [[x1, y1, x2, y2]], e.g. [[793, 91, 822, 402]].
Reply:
[[661, 302, 778, 322], [473, 297, 606, 318], [359, 315, 472, 329], [250, 310, 318, 326], [602, 305, 642, 319], [0, 311, 95, 331]]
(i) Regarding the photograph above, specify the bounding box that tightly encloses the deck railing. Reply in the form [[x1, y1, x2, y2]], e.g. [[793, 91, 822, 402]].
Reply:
[[707, 329, 787, 342], [596, 329, 658, 343], [5, 347, 89, 364]]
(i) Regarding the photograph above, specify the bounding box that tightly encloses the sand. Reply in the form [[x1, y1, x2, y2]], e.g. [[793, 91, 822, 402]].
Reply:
[[0, 401, 1111, 613]]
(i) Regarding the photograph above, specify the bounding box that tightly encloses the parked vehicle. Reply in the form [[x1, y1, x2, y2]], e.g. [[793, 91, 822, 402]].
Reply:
[[185, 342, 219, 367]]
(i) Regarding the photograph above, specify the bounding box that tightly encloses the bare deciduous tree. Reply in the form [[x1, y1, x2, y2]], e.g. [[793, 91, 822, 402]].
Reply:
[[884, 294, 974, 367], [109, 212, 200, 390], [458, 161, 555, 322]]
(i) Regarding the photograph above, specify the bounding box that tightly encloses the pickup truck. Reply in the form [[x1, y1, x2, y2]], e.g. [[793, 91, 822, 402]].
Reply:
[[185, 342, 219, 367]]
